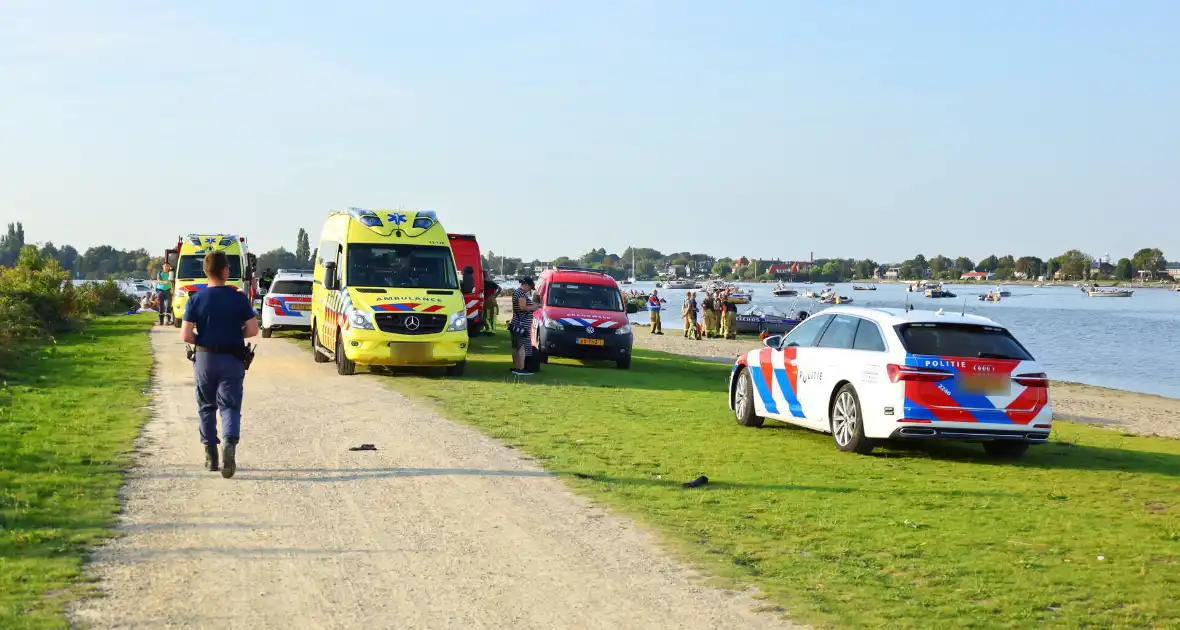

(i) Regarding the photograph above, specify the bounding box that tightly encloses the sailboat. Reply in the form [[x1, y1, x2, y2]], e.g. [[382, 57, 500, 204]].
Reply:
[[623, 247, 636, 285]]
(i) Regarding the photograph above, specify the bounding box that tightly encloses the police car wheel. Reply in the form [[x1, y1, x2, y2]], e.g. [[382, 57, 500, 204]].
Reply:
[[172, 317, 182, 329], [445, 361, 466, 377], [830, 384, 873, 455], [335, 331, 356, 376], [261, 327, 272, 339], [616, 356, 631, 370], [734, 368, 763, 428]]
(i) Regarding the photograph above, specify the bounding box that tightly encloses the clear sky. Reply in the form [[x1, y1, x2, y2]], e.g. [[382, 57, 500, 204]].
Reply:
[[1, 1, 1177, 264]]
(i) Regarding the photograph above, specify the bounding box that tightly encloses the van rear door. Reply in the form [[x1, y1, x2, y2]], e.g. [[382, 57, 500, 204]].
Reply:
[[447, 234, 485, 323]]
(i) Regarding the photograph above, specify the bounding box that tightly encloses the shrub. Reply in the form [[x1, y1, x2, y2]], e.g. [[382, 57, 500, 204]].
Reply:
[[0, 246, 136, 365]]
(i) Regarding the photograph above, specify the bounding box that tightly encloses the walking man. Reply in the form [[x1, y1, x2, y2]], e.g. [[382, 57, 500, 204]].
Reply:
[[155, 262, 174, 326], [180, 251, 259, 478], [647, 290, 665, 335]]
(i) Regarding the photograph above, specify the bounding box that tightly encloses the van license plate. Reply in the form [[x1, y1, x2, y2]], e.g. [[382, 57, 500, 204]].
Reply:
[[576, 338, 605, 346], [961, 375, 1010, 395]]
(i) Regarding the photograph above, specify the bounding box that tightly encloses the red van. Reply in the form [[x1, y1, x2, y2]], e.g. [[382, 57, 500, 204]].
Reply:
[[533, 267, 633, 369], [447, 234, 485, 334]]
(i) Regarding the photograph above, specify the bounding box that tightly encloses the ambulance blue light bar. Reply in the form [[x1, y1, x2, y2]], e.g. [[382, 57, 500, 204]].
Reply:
[[347, 207, 383, 228], [412, 210, 437, 229]]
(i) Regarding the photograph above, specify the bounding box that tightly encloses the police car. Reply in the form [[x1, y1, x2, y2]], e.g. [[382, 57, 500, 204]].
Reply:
[[729, 306, 1052, 458], [260, 269, 313, 338]]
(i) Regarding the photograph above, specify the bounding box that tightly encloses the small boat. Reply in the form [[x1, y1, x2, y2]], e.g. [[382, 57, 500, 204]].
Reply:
[[735, 305, 808, 335], [819, 295, 852, 304], [925, 287, 956, 298], [824, 282, 835, 287], [802, 289, 818, 299], [1086, 289, 1134, 297], [994, 286, 1012, 297], [852, 284, 877, 291], [622, 277, 634, 285], [771, 282, 797, 297], [664, 280, 696, 290], [978, 291, 1002, 302], [726, 292, 753, 305]]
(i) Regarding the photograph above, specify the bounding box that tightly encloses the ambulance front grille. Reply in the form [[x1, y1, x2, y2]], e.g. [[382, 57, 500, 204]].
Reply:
[[373, 313, 447, 335]]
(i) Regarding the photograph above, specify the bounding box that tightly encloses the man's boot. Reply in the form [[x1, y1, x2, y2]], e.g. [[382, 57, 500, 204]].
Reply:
[[204, 445, 219, 472], [221, 442, 237, 479]]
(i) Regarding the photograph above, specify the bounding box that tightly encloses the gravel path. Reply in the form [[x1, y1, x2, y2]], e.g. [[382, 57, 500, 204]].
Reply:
[[71, 328, 801, 630]]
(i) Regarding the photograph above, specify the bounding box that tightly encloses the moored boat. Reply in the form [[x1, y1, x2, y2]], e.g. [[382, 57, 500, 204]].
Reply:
[[771, 282, 797, 297], [1086, 288, 1134, 297], [852, 284, 877, 291], [734, 305, 808, 335]]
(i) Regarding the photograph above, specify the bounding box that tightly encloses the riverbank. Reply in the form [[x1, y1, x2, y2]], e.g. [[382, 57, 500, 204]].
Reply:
[[628, 331, 1180, 440], [0, 315, 153, 629]]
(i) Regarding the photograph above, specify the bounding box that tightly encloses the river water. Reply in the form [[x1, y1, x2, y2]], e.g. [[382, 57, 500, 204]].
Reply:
[[625, 281, 1180, 399]]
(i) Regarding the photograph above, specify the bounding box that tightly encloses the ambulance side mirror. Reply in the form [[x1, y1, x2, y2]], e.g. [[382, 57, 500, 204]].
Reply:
[[460, 266, 475, 295], [324, 262, 339, 291]]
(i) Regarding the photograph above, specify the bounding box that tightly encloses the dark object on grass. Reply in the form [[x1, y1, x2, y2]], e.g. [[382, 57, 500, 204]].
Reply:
[[348, 444, 378, 451], [683, 475, 709, 488], [573, 472, 594, 480]]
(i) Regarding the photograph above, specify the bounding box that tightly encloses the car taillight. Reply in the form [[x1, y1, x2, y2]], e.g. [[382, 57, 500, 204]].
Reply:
[[1013, 372, 1049, 388], [886, 364, 953, 383], [266, 297, 280, 307]]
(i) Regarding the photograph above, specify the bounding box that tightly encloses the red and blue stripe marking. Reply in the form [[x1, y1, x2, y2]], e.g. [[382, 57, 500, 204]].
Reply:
[[373, 302, 445, 313]]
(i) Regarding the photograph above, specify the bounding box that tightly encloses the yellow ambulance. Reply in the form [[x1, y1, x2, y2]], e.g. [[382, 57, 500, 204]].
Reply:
[[169, 234, 253, 327], [311, 208, 474, 376]]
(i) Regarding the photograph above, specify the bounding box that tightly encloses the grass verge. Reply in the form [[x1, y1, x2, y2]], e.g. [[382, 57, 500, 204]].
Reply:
[[333, 331, 1179, 630], [0, 315, 153, 629]]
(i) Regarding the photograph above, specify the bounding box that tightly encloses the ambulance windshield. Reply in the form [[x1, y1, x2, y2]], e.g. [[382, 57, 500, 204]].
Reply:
[[177, 254, 242, 280], [347, 244, 459, 290]]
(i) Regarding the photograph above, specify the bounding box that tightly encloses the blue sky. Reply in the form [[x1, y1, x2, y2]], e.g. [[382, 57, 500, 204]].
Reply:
[[1, 1, 1177, 264]]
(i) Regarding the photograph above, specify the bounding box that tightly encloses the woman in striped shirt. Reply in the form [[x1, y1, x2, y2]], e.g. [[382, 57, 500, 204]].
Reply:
[[509, 277, 541, 375]]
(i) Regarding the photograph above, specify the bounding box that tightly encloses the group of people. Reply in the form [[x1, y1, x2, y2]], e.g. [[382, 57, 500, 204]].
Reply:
[[643, 288, 739, 340]]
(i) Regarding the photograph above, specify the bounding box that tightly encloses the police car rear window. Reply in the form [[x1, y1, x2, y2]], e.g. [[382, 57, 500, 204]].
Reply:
[[895, 323, 1033, 361], [270, 280, 312, 296]]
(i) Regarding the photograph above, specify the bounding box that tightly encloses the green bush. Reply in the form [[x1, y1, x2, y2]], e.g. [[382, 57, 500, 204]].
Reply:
[[0, 246, 136, 366]]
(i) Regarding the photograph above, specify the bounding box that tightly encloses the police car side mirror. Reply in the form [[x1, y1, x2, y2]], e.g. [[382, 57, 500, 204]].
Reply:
[[323, 262, 339, 291], [460, 266, 475, 294], [763, 335, 782, 349]]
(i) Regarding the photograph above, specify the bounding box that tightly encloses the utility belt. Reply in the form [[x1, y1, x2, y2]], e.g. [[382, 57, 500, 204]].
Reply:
[[185, 343, 257, 370]]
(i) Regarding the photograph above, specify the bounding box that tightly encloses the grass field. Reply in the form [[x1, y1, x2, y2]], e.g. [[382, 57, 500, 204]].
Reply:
[[0, 315, 153, 629], [338, 332, 1180, 629]]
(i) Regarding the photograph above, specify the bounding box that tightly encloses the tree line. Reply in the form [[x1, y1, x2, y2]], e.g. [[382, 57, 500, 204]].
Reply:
[[482, 245, 1172, 284], [3, 222, 1170, 285]]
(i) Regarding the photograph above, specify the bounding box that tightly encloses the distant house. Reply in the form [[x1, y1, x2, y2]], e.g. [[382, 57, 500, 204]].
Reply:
[[665, 264, 687, 278], [1164, 262, 1180, 279], [884, 267, 901, 280], [961, 271, 994, 281], [1090, 260, 1115, 276], [767, 263, 809, 278], [1012, 271, 1028, 280]]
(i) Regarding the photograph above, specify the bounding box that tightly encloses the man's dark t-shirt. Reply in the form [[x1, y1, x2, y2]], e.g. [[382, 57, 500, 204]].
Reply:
[[183, 286, 256, 348]]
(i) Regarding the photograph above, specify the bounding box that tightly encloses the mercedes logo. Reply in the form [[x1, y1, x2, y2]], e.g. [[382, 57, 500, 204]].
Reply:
[[405, 315, 421, 331], [586, 326, 595, 335]]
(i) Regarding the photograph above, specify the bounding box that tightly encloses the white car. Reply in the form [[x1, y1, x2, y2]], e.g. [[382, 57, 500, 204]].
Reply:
[[728, 306, 1051, 458], [260, 270, 314, 338]]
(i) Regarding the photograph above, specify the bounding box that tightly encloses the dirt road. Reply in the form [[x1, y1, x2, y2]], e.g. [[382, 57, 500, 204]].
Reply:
[[71, 329, 799, 630]]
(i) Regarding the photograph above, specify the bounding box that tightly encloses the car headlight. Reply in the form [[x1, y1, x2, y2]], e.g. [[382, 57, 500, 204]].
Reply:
[[347, 307, 375, 330], [615, 323, 632, 335], [446, 311, 467, 332], [544, 317, 564, 330]]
